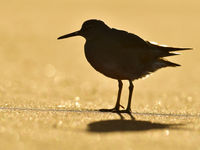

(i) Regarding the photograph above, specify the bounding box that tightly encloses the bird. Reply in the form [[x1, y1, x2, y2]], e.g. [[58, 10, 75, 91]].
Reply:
[[57, 19, 192, 113]]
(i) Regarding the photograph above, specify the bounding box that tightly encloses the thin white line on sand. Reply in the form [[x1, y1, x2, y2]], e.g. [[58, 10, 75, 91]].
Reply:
[[0, 107, 199, 118]]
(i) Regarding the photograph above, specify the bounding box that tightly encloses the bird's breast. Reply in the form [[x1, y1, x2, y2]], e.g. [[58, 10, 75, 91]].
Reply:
[[84, 40, 138, 80], [84, 40, 113, 72]]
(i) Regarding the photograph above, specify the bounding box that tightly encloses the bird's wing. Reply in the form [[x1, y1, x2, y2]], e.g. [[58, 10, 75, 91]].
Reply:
[[110, 28, 159, 64], [110, 28, 148, 48], [110, 28, 192, 58]]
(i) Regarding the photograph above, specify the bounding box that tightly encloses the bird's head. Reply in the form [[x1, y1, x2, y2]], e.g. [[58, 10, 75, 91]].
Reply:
[[57, 19, 110, 40]]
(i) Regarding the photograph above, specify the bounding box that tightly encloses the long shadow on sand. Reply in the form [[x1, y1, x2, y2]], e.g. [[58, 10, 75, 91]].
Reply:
[[87, 113, 183, 133], [0, 107, 189, 132]]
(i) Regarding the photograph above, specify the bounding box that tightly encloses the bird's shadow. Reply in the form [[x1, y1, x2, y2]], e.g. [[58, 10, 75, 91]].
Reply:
[[87, 113, 184, 133]]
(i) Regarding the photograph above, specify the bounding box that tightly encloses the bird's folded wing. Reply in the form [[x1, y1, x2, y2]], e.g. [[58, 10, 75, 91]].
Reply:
[[110, 28, 159, 64]]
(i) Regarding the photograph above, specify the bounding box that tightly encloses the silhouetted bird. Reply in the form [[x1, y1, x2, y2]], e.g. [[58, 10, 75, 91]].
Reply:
[[57, 19, 192, 113]]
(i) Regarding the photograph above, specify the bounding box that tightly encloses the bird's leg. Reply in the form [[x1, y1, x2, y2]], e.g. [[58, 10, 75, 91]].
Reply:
[[121, 80, 134, 113], [99, 80, 123, 112], [127, 80, 134, 112], [114, 80, 123, 110]]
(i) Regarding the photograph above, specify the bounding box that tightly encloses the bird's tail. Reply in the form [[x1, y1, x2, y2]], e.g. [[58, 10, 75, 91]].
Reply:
[[150, 59, 180, 73], [147, 41, 193, 52], [147, 41, 192, 58], [160, 59, 181, 67], [141, 59, 180, 78], [157, 46, 192, 52]]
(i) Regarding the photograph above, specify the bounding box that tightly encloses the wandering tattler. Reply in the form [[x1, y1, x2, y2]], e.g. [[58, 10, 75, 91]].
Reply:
[[57, 19, 192, 113]]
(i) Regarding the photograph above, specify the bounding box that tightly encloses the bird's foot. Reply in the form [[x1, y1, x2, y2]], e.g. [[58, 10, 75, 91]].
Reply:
[[119, 108, 132, 114], [99, 108, 120, 113], [99, 108, 134, 119], [119, 109, 135, 119], [99, 105, 124, 113]]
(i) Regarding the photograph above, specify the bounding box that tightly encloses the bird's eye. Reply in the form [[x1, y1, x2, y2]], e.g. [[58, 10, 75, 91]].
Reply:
[[83, 25, 93, 32]]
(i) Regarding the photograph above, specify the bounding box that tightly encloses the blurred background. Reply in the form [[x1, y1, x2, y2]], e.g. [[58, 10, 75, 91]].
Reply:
[[0, 1, 200, 150], [0, 0, 199, 113]]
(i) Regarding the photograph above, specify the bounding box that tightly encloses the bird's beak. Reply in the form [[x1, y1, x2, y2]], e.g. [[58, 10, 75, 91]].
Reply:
[[57, 30, 80, 40]]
